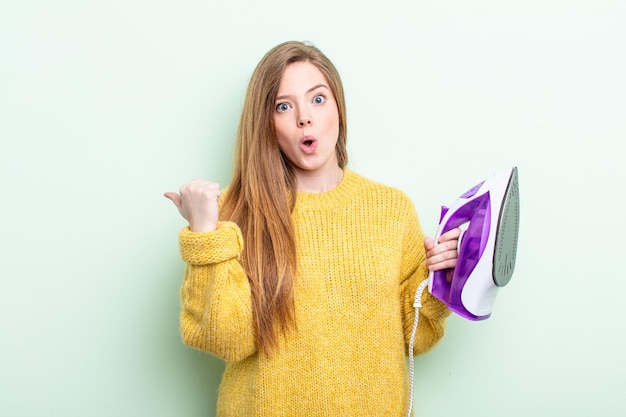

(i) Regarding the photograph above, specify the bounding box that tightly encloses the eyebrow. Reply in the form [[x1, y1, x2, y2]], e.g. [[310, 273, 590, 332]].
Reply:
[[275, 84, 329, 101]]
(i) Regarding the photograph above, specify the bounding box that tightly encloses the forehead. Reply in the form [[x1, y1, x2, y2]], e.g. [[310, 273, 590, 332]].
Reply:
[[277, 61, 330, 94]]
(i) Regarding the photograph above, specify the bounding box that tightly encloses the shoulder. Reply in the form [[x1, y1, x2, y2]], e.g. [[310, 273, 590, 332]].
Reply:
[[347, 170, 416, 211]]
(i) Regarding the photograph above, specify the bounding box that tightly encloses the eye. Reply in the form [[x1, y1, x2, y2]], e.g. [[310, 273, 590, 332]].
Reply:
[[313, 95, 325, 104], [276, 102, 291, 113]]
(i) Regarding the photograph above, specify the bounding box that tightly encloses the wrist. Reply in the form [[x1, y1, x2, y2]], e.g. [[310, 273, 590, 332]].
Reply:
[[189, 219, 217, 233]]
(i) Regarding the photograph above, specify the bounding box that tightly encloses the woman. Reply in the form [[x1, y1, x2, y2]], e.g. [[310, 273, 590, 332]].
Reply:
[[165, 40, 460, 417]]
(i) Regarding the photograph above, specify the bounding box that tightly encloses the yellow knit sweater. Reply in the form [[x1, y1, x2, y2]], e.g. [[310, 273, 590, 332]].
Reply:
[[178, 169, 450, 417]]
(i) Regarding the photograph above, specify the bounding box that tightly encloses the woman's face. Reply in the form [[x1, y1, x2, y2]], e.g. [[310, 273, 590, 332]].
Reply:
[[273, 61, 340, 179]]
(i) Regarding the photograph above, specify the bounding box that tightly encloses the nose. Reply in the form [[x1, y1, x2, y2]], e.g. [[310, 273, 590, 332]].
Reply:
[[298, 112, 312, 127]]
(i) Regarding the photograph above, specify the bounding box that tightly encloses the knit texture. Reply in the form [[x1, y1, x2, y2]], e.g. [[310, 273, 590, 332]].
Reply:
[[178, 169, 450, 417]]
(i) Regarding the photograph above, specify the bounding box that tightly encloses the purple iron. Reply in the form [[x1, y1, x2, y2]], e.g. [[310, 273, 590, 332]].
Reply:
[[407, 167, 519, 416], [427, 166, 520, 320]]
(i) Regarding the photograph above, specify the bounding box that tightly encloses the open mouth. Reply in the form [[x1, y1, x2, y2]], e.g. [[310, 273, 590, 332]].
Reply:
[[300, 136, 318, 153]]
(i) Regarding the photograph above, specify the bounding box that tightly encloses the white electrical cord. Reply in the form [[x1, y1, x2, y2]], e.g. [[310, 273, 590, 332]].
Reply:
[[406, 278, 429, 417]]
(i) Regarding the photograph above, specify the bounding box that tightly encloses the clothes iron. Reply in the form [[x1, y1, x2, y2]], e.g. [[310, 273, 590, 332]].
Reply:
[[427, 166, 520, 320], [406, 167, 520, 416]]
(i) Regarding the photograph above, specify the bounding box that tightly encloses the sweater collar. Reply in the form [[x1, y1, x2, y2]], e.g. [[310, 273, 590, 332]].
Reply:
[[294, 169, 360, 211]]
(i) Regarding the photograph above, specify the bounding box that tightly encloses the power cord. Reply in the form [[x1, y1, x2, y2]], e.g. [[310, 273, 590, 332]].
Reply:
[[406, 278, 429, 417]]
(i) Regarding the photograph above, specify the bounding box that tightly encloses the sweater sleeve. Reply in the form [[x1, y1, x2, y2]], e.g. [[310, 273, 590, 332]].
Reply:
[[399, 200, 451, 357], [178, 221, 257, 362]]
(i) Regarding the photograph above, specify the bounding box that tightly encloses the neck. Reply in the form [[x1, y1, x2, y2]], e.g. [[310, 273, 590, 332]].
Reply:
[[295, 166, 344, 193]]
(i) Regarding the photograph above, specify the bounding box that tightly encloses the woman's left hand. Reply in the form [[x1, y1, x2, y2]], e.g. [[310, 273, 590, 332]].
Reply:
[[424, 228, 461, 275]]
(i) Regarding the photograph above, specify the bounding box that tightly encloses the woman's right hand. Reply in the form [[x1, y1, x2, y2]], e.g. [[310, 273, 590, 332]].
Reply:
[[164, 179, 221, 233]]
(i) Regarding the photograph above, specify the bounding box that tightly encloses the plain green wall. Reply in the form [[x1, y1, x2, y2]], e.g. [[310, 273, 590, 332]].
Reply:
[[1, 0, 624, 415]]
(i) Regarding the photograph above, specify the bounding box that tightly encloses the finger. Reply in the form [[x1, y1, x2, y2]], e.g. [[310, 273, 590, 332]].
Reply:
[[163, 192, 183, 212], [429, 257, 458, 272], [427, 250, 457, 265], [427, 242, 459, 268], [426, 238, 457, 259], [423, 236, 435, 251], [439, 227, 462, 242]]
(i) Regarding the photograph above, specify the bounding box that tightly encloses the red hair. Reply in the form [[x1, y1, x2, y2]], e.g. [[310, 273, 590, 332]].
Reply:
[[220, 41, 348, 355]]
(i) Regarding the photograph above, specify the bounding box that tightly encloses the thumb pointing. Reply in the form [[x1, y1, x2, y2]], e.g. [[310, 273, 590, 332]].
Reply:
[[163, 192, 183, 212]]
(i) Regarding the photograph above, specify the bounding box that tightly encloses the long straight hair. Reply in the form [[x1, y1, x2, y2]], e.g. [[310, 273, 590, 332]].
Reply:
[[220, 41, 348, 356]]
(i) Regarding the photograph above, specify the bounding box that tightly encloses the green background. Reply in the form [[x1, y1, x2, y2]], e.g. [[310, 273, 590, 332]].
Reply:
[[1, 0, 624, 415]]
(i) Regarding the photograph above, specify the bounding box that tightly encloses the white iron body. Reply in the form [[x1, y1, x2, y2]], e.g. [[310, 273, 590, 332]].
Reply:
[[427, 167, 520, 320]]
